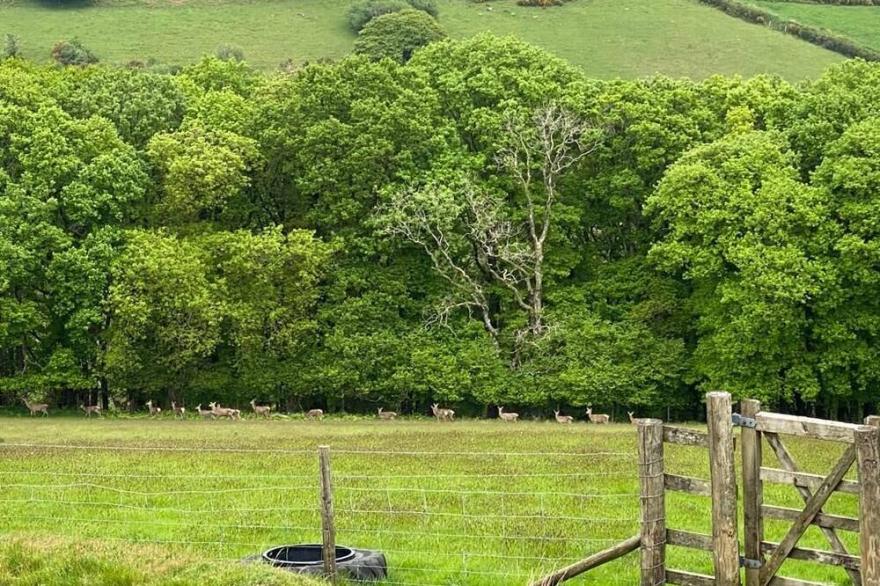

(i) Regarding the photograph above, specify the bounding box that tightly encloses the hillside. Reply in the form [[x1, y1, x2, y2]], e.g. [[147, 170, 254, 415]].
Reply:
[[0, 0, 842, 78]]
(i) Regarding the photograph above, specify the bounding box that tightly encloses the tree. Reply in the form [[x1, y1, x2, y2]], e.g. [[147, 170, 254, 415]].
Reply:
[[383, 104, 600, 363], [646, 130, 837, 405], [354, 10, 445, 63]]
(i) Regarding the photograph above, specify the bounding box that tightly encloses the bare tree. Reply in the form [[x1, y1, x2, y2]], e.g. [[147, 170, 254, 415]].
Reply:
[[383, 104, 600, 362]]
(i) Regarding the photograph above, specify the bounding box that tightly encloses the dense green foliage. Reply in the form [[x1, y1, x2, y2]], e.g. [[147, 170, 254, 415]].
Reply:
[[346, 0, 438, 33], [353, 9, 445, 62], [1, 39, 879, 418]]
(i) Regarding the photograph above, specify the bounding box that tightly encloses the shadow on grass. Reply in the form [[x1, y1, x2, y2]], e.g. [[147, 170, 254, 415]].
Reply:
[[32, 0, 96, 10]]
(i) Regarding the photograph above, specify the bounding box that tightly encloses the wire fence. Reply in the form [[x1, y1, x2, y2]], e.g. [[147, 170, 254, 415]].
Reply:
[[0, 441, 642, 585]]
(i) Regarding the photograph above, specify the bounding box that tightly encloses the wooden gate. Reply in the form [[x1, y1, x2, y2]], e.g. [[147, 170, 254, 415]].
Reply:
[[737, 400, 880, 586]]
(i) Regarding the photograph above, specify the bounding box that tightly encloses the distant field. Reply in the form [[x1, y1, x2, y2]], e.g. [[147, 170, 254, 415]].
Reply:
[[753, 1, 880, 52], [0, 415, 861, 584], [0, 0, 842, 78]]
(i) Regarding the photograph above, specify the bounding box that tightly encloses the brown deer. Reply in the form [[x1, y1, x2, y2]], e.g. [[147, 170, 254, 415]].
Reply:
[[146, 400, 162, 417], [586, 407, 609, 424], [498, 406, 519, 422], [306, 409, 324, 420], [377, 408, 397, 420], [209, 402, 239, 420], [628, 411, 637, 425], [431, 403, 454, 422], [171, 401, 186, 419], [22, 398, 49, 417], [196, 404, 215, 420], [250, 400, 272, 419], [554, 410, 573, 424], [80, 404, 102, 418]]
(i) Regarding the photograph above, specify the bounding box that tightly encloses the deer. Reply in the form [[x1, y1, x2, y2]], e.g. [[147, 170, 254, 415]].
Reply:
[[377, 408, 397, 420], [80, 404, 102, 418], [586, 407, 610, 424], [306, 409, 324, 420], [250, 400, 272, 419], [209, 402, 239, 420], [171, 401, 186, 419], [146, 400, 162, 417], [554, 410, 573, 424], [196, 404, 215, 420], [22, 398, 49, 417], [431, 403, 454, 422], [628, 411, 637, 425], [498, 406, 519, 422]]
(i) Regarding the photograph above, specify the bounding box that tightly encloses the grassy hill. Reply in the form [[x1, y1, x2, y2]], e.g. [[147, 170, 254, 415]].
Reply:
[[753, 1, 880, 52], [1, 0, 842, 78]]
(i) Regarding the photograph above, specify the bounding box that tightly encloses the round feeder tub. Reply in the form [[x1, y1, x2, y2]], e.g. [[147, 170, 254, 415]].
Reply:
[[260, 544, 387, 581]]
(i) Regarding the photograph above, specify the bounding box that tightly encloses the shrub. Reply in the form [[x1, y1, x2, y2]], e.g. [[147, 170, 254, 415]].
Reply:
[[354, 9, 445, 63], [215, 44, 245, 62], [51, 39, 98, 66], [3, 34, 21, 59], [346, 0, 438, 32]]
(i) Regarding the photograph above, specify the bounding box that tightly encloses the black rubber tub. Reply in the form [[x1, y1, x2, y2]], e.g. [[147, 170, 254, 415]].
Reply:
[[256, 544, 387, 581]]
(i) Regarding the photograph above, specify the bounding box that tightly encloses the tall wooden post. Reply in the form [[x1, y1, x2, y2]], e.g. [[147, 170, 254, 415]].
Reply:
[[740, 399, 763, 586], [318, 445, 337, 584], [856, 425, 880, 586], [706, 392, 740, 586], [638, 418, 665, 586]]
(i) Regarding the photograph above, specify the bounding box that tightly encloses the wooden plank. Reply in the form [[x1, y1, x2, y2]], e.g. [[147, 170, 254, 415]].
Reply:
[[756, 412, 864, 443], [856, 425, 880, 585], [760, 542, 860, 570], [638, 419, 666, 586], [741, 399, 764, 586], [761, 505, 859, 532], [666, 529, 713, 551], [759, 443, 856, 585], [318, 445, 337, 584], [767, 578, 827, 586], [760, 467, 859, 495], [529, 534, 640, 586], [666, 569, 716, 586], [707, 392, 740, 586], [665, 473, 711, 497], [664, 425, 709, 448], [764, 432, 863, 585]]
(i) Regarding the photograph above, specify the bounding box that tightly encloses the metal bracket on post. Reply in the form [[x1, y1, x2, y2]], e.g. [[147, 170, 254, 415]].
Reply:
[[732, 413, 757, 429], [739, 556, 762, 570]]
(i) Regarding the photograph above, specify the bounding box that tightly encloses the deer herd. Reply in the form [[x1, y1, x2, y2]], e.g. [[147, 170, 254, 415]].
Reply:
[[20, 396, 636, 424]]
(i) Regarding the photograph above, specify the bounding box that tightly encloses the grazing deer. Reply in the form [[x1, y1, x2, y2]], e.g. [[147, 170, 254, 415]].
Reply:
[[22, 398, 49, 417], [196, 404, 215, 420], [250, 400, 272, 419], [554, 410, 573, 424], [586, 407, 609, 424], [209, 402, 239, 420], [146, 400, 162, 417], [628, 411, 637, 425], [80, 404, 102, 418], [377, 408, 397, 420], [306, 409, 323, 420], [498, 406, 519, 422], [431, 403, 454, 422], [171, 401, 186, 419]]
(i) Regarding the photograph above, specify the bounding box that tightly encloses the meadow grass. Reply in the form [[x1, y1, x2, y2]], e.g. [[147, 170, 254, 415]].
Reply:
[[0, 413, 862, 584], [752, 1, 880, 52], [0, 0, 842, 78]]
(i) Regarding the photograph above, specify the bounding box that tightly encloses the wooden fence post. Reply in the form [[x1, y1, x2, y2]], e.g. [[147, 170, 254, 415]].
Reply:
[[706, 392, 740, 586], [638, 418, 665, 586], [318, 445, 337, 584], [740, 399, 762, 586], [856, 424, 880, 586]]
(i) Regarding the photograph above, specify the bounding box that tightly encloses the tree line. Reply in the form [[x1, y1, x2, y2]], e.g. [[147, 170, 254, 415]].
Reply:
[[2, 35, 880, 419]]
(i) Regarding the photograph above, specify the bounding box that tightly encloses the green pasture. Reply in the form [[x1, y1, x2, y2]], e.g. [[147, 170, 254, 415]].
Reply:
[[753, 1, 880, 52], [0, 0, 843, 78], [0, 415, 862, 584]]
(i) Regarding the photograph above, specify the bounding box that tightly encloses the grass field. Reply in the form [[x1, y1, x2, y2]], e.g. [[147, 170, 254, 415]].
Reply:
[[0, 0, 843, 78], [0, 414, 863, 584], [752, 1, 880, 52]]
